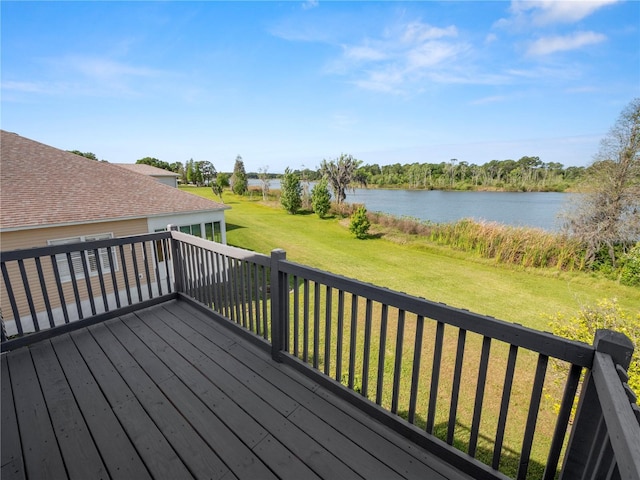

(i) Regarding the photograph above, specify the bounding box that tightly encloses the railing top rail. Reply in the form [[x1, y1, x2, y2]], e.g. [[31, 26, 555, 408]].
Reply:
[[0, 231, 171, 262], [279, 258, 594, 367], [170, 230, 271, 266]]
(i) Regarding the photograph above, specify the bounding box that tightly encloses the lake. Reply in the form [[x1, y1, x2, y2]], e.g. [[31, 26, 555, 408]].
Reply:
[[249, 180, 573, 231]]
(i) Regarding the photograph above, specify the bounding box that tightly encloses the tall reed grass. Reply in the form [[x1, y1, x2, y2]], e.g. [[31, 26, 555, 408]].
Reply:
[[366, 213, 587, 271]]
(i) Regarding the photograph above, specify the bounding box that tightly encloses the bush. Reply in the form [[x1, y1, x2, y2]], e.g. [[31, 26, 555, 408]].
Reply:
[[280, 167, 302, 214], [619, 243, 640, 286], [549, 298, 639, 394], [349, 206, 371, 239], [311, 178, 331, 218]]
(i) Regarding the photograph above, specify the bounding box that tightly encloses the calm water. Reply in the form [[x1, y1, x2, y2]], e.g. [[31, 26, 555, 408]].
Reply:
[[249, 180, 572, 231], [346, 189, 572, 231]]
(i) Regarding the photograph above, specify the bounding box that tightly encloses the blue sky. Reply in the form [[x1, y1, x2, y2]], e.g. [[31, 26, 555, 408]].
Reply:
[[2, 1, 638, 173]]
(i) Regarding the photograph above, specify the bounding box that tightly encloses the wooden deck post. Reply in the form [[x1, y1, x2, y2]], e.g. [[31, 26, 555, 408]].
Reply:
[[270, 249, 286, 362], [560, 329, 635, 479]]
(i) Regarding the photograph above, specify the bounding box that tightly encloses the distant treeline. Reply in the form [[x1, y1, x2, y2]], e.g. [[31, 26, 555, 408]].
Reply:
[[281, 156, 586, 192], [136, 155, 587, 192], [350, 156, 585, 192]]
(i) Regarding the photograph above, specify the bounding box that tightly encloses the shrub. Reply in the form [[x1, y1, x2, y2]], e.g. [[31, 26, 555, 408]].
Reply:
[[311, 178, 331, 218], [549, 298, 639, 394], [619, 243, 640, 286], [280, 167, 302, 214], [349, 206, 371, 239]]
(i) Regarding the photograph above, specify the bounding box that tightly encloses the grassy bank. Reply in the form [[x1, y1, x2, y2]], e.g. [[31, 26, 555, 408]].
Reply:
[[185, 187, 638, 330]]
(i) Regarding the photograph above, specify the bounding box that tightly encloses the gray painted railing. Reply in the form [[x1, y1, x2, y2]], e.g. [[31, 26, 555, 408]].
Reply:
[[1, 230, 639, 479]]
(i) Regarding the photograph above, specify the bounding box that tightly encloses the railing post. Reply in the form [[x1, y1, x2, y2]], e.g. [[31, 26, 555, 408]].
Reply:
[[560, 329, 635, 479], [168, 225, 183, 294], [270, 249, 286, 362]]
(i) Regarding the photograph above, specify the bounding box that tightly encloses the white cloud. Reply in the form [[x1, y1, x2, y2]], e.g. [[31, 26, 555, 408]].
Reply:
[[513, 0, 620, 26], [302, 0, 318, 11], [343, 45, 388, 62], [527, 31, 607, 55], [401, 22, 458, 42], [333, 20, 471, 93], [496, 0, 620, 29]]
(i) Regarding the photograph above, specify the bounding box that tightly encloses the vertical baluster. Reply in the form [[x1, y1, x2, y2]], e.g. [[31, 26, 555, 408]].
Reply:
[[469, 336, 492, 457], [262, 265, 269, 339], [106, 247, 121, 309], [79, 250, 96, 315], [215, 252, 225, 316], [313, 281, 320, 369], [130, 243, 143, 303], [292, 275, 299, 357], [152, 241, 163, 297], [67, 252, 84, 319], [1, 262, 23, 335], [376, 304, 389, 406], [49, 255, 70, 324], [140, 242, 153, 299], [239, 260, 248, 328], [162, 238, 172, 293], [543, 363, 582, 480], [204, 250, 213, 307], [391, 309, 405, 415], [408, 314, 425, 424], [516, 354, 548, 480], [283, 272, 289, 349], [118, 245, 132, 306], [447, 328, 467, 445], [18, 259, 39, 330], [92, 248, 109, 312], [361, 299, 373, 398], [303, 279, 310, 362], [426, 321, 445, 434], [34, 257, 55, 328], [254, 264, 262, 335], [324, 286, 332, 376], [493, 344, 519, 469], [247, 262, 255, 333], [348, 293, 358, 390], [335, 290, 345, 382]]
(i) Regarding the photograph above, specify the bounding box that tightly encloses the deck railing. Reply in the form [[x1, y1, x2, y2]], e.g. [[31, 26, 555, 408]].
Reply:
[[2, 230, 639, 480]]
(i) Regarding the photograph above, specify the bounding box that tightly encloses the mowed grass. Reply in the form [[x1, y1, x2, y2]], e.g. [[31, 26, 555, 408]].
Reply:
[[184, 187, 639, 329]]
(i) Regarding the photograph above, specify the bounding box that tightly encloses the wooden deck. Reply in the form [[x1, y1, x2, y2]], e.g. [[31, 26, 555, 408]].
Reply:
[[1, 299, 472, 480]]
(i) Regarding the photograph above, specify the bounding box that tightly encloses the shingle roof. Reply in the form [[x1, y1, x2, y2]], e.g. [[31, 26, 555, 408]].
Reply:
[[113, 163, 180, 177], [0, 131, 228, 231]]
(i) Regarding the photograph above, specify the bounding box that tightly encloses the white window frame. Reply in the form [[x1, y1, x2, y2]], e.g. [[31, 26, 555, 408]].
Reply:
[[48, 233, 117, 282]]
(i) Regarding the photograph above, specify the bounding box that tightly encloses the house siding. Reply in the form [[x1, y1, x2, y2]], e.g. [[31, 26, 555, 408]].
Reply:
[[0, 219, 155, 331]]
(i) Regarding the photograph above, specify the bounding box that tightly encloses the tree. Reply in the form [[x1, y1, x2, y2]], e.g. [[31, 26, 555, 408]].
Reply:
[[258, 166, 270, 201], [197, 161, 216, 186], [280, 167, 302, 214], [212, 173, 229, 202], [136, 157, 175, 172], [562, 98, 640, 266], [69, 150, 99, 161], [311, 178, 331, 218], [320, 154, 362, 204], [230, 155, 248, 195], [349, 206, 371, 239]]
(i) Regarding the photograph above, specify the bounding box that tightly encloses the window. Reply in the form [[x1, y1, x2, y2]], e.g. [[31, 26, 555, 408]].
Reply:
[[49, 233, 117, 282], [205, 221, 222, 243], [177, 221, 222, 242]]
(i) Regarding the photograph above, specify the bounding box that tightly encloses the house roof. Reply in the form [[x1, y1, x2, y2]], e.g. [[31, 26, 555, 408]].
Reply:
[[113, 163, 180, 177], [0, 130, 228, 231]]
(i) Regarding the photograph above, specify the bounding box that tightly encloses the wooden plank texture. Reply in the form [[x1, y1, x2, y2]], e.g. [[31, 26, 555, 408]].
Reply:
[[3, 298, 473, 480]]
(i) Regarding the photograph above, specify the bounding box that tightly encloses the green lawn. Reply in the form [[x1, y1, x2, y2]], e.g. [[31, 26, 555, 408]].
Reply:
[[185, 187, 639, 330]]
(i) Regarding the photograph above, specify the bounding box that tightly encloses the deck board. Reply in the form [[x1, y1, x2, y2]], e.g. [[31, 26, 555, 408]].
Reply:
[[1, 299, 473, 480]]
